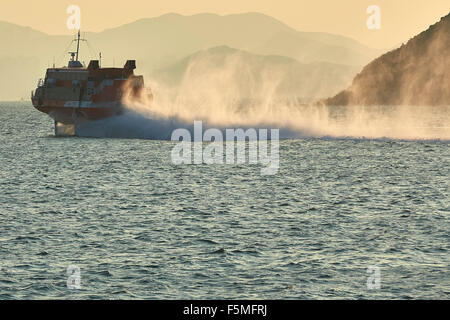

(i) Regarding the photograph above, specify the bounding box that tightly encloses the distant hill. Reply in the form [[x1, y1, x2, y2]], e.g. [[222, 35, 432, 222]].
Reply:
[[0, 12, 381, 101], [92, 13, 381, 68], [325, 12, 450, 106], [0, 21, 72, 101], [152, 46, 360, 102]]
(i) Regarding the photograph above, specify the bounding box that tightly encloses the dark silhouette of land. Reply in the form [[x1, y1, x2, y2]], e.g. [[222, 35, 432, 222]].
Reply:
[[325, 13, 450, 106]]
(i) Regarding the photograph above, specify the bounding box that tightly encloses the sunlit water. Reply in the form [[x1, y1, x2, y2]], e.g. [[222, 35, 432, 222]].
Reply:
[[0, 102, 448, 299]]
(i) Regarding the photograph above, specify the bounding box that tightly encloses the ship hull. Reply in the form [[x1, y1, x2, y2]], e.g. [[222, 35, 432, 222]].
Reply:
[[32, 100, 123, 124]]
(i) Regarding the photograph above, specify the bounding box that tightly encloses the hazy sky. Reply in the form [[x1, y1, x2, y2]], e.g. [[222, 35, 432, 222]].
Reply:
[[0, 0, 448, 48]]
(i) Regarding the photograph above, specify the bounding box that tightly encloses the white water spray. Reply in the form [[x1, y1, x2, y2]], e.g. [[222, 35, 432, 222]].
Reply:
[[77, 53, 450, 140]]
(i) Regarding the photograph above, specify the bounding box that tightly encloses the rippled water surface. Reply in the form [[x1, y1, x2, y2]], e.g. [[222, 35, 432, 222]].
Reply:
[[0, 102, 448, 299]]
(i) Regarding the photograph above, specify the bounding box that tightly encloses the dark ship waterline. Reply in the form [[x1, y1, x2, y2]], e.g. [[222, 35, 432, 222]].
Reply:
[[31, 31, 152, 135]]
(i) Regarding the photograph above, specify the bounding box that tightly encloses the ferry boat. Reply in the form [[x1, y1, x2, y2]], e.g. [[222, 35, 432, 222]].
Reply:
[[31, 31, 152, 134]]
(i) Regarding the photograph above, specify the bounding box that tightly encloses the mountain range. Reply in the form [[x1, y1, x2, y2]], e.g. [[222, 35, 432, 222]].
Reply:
[[0, 12, 382, 101]]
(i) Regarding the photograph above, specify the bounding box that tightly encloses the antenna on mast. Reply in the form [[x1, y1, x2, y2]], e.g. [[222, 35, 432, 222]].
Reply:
[[75, 30, 81, 62], [68, 30, 86, 68]]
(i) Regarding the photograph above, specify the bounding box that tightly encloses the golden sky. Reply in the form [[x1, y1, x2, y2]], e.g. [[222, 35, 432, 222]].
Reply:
[[0, 0, 448, 48]]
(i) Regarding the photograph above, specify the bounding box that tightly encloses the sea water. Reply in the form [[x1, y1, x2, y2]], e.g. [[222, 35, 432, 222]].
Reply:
[[0, 102, 448, 299]]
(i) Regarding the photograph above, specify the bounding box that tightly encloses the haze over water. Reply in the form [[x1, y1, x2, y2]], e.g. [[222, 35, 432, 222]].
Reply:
[[0, 102, 448, 299]]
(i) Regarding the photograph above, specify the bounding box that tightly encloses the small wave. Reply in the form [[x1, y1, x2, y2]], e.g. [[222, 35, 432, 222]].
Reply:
[[197, 239, 218, 245], [231, 249, 261, 256], [209, 248, 226, 255]]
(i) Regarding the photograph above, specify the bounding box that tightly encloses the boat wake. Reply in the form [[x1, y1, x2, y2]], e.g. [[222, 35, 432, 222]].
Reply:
[[75, 110, 185, 139], [73, 104, 450, 142], [74, 109, 304, 140]]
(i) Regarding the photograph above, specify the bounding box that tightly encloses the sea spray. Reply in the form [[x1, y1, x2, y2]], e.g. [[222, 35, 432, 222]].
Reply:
[[78, 53, 450, 140]]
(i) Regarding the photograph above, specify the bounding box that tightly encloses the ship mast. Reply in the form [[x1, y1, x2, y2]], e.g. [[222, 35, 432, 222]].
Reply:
[[68, 30, 86, 68], [75, 30, 81, 62]]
